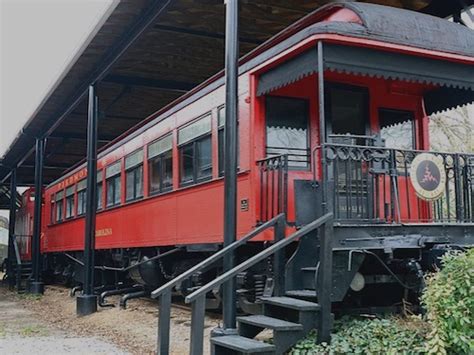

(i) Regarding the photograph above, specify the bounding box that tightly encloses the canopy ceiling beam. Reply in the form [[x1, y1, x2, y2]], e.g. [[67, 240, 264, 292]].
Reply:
[[102, 74, 198, 93], [48, 133, 114, 143], [153, 24, 264, 45]]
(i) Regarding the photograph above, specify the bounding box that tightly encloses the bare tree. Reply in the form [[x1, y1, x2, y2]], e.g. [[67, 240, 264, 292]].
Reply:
[[429, 104, 474, 153]]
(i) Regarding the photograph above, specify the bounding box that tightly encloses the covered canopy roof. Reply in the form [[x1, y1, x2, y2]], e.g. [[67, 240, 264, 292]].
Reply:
[[0, 0, 473, 187]]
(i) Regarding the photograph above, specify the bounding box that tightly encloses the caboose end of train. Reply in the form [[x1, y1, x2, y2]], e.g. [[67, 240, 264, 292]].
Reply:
[[13, 3, 474, 316]]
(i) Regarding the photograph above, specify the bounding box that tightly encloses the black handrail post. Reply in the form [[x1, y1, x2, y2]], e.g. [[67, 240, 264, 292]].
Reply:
[[7, 168, 17, 289], [454, 154, 463, 221], [317, 41, 333, 344], [77, 85, 98, 316], [318, 41, 328, 214], [157, 290, 171, 355], [189, 295, 206, 355], [222, 0, 239, 331], [29, 138, 45, 295], [317, 219, 333, 344], [273, 214, 286, 296]]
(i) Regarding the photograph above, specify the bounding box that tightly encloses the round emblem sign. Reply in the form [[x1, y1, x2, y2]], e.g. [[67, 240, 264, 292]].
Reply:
[[410, 153, 446, 201]]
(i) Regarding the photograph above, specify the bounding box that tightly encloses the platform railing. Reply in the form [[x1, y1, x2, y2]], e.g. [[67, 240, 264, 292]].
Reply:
[[151, 213, 287, 355], [184, 212, 334, 354], [14, 234, 32, 261], [315, 143, 474, 224], [11, 235, 24, 290], [257, 154, 288, 223]]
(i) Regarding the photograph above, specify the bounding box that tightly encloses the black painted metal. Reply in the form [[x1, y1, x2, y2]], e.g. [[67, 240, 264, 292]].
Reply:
[[99, 285, 142, 307], [152, 214, 284, 355], [77, 85, 99, 316], [273, 216, 286, 297], [317, 143, 474, 224], [157, 290, 172, 355], [190, 295, 206, 355], [257, 155, 288, 223], [119, 289, 148, 309], [30, 138, 44, 294], [223, 0, 239, 331], [317, 221, 333, 343], [7, 168, 17, 288], [185, 213, 333, 353], [318, 41, 328, 216]]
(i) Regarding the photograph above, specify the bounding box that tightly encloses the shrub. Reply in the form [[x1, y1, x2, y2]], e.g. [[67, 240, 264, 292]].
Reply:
[[421, 249, 474, 355], [290, 316, 428, 355]]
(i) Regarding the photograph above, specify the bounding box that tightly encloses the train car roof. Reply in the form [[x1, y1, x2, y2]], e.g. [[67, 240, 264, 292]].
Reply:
[[47, 2, 474, 188], [3, 0, 473, 187]]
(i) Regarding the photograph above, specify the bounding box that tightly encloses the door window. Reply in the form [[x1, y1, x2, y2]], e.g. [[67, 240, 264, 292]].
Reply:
[[265, 96, 310, 168]]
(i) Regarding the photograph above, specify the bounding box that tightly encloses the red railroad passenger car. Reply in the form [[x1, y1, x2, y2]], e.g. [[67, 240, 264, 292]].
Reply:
[[17, 3, 474, 309]]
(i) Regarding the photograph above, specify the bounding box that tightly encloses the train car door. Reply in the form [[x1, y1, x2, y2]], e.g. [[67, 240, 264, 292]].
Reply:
[[263, 95, 312, 223], [325, 83, 371, 220]]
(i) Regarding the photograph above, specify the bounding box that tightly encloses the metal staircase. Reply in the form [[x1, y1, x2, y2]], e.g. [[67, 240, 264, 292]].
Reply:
[[212, 296, 321, 354], [6, 235, 32, 293], [151, 213, 334, 355]]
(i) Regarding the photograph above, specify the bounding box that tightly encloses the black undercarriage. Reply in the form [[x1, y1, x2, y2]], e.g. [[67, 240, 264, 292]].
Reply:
[[42, 222, 472, 314]]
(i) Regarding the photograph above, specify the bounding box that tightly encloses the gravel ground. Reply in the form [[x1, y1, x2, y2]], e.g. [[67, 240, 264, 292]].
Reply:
[[0, 296, 128, 354], [0, 285, 221, 354]]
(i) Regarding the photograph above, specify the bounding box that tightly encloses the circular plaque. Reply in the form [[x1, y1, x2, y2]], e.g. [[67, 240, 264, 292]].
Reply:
[[410, 153, 446, 201]]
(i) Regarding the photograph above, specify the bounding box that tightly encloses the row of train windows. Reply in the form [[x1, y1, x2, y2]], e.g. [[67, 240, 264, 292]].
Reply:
[[51, 108, 231, 224]]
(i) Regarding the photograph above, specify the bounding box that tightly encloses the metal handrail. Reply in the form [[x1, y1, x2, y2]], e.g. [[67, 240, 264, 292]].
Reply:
[[12, 235, 22, 266], [151, 213, 285, 299], [186, 212, 333, 303], [183, 212, 334, 355]]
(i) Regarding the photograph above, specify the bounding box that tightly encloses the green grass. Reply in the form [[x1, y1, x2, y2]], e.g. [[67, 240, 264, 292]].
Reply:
[[20, 324, 48, 337]]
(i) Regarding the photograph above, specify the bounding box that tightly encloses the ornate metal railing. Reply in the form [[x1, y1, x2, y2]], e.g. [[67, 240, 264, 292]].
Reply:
[[15, 234, 32, 260], [316, 143, 474, 224], [257, 154, 288, 223]]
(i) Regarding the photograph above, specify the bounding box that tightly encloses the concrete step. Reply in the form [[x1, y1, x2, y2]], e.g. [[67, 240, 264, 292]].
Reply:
[[211, 335, 275, 354], [237, 315, 303, 331], [260, 297, 320, 311], [285, 290, 317, 299]]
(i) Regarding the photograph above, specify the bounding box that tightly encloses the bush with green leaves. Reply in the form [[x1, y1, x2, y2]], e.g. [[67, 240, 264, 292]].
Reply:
[[290, 249, 473, 354], [421, 248, 474, 355], [290, 316, 428, 355]]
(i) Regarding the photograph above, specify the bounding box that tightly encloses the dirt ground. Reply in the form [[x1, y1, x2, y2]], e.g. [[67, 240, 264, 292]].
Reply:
[[0, 285, 221, 354]]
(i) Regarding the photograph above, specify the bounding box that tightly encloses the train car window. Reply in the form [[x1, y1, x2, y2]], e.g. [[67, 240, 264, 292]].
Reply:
[[379, 109, 415, 150], [265, 96, 309, 168], [178, 115, 212, 186], [218, 106, 240, 176], [77, 179, 87, 216], [326, 84, 368, 145], [50, 196, 56, 224], [55, 190, 64, 222], [65, 186, 75, 219], [106, 161, 122, 207], [97, 170, 103, 210], [148, 134, 173, 194], [125, 150, 144, 202]]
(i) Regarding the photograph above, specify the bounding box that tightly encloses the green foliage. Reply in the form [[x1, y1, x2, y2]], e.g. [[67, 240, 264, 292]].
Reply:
[[290, 316, 428, 355], [421, 249, 474, 355]]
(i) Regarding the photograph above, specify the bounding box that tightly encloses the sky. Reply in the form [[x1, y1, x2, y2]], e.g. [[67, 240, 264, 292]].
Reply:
[[0, 0, 116, 218], [0, 0, 117, 157]]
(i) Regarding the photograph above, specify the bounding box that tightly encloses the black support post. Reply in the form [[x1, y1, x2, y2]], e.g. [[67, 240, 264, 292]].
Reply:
[[318, 41, 328, 213], [76, 85, 99, 316], [316, 40, 333, 344], [7, 168, 17, 289], [29, 138, 45, 295], [222, 0, 239, 331]]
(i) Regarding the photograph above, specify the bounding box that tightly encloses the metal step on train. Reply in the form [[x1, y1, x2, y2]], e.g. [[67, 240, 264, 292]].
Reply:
[[212, 296, 321, 355], [9, 260, 32, 293], [151, 213, 334, 355]]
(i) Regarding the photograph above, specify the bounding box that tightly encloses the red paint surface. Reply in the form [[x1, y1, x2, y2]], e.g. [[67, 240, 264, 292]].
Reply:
[[13, 11, 462, 255]]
